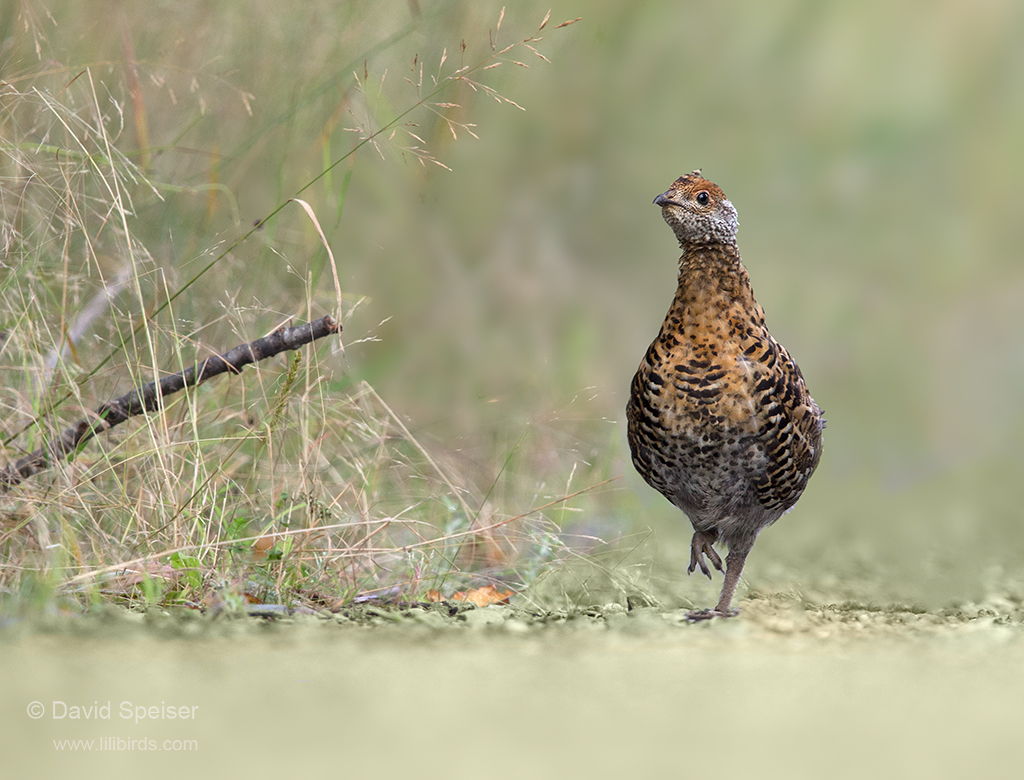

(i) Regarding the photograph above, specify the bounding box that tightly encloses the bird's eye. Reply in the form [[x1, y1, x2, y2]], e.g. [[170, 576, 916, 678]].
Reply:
[[695, 190, 710, 206]]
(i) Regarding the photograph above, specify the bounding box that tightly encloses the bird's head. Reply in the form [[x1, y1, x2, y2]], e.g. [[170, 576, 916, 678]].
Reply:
[[654, 171, 739, 247]]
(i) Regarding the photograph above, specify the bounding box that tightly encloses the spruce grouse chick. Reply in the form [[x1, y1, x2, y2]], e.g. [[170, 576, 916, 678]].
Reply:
[[626, 172, 824, 621]]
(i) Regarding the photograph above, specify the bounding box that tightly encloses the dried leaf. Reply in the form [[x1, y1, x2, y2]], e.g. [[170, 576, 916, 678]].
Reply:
[[251, 535, 275, 560], [451, 584, 513, 606]]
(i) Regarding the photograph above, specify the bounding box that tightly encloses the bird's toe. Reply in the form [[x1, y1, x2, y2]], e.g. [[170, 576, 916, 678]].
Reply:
[[688, 533, 724, 579], [685, 607, 740, 623]]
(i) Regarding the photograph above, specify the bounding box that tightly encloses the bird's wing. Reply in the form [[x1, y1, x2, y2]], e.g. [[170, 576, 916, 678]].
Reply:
[[746, 338, 824, 514]]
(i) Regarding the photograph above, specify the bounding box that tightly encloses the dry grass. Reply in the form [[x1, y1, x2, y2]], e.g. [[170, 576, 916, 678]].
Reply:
[[0, 4, 610, 616]]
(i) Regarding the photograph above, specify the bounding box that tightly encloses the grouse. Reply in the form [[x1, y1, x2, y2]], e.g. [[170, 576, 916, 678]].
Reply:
[[626, 171, 824, 620]]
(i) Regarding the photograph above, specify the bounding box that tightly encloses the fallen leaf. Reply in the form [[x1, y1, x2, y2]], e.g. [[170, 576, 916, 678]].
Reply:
[[450, 584, 513, 607], [251, 535, 276, 560]]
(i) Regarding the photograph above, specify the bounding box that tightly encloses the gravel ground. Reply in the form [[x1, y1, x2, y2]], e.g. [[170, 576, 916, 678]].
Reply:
[[4, 596, 1023, 779]]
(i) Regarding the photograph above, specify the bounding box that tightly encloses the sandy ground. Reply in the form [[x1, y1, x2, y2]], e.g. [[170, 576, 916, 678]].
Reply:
[[3, 599, 1023, 779]]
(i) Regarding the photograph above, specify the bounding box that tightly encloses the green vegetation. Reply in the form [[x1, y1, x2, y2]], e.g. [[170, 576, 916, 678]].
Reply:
[[1, 2, 605, 614]]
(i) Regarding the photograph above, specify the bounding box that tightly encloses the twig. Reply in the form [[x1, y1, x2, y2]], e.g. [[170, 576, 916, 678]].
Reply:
[[0, 315, 341, 494]]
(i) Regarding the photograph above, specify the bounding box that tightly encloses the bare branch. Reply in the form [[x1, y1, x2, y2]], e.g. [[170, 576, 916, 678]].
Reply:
[[1, 316, 342, 494]]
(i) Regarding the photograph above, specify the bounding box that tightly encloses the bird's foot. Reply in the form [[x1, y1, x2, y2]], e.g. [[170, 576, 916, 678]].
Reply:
[[687, 532, 724, 579], [685, 607, 740, 623]]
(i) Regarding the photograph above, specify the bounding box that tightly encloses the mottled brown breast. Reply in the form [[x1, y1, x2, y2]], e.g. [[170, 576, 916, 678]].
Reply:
[[626, 245, 823, 523]]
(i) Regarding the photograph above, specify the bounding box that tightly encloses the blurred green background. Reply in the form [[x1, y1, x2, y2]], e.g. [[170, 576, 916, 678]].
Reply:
[[4, 0, 1024, 608]]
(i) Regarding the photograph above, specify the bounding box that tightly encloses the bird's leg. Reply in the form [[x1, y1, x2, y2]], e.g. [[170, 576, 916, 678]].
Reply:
[[686, 544, 751, 622], [687, 530, 723, 579]]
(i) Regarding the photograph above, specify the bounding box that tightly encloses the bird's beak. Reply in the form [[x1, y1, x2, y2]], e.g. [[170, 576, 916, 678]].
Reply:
[[653, 192, 671, 207]]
